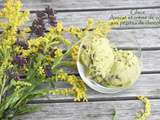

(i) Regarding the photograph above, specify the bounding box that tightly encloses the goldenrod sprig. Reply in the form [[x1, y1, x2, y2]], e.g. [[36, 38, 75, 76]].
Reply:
[[50, 70, 87, 101], [136, 96, 151, 120]]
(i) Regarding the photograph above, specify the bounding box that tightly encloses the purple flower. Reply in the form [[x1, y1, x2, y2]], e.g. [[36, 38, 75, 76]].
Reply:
[[36, 11, 46, 19], [44, 65, 53, 77], [31, 19, 46, 36], [45, 6, 57, 27], [30, 6, 57, 37], [15, 39, 28, 50], [48, 16, 57, 27], [12, 55, 27, 67], [45, 6, 55, 17]]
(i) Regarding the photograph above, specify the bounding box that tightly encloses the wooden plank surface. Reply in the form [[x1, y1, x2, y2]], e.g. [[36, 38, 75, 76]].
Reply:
[[1, 0, 160, 11], [31, 74, 160, 102], [108, 29, 160, 48], [142, 51, 160, 72], [24, 8, 160, 29], [15, 99, 159, 120], [56, 8, 160, 28]]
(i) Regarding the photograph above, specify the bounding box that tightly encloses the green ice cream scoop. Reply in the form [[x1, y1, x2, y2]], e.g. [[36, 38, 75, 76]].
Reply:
[[80, 33, 114, 82], [104, 50, 141, 88]]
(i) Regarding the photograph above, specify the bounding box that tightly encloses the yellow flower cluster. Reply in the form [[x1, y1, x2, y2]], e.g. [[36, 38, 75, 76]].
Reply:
[[38, 66, 45, 76], [65, 19, 94, 39], [22, 26, 68, 58], [94, 17, 127, 37], [56, 21, 63, 32], [86, 18, 94, 30], [71, 45, 79, 62], [18, 27, 31, 39], [0, 0, 29, 47], [66, 26, 83, 39], [14, 81, 32, 91], [54, 48, 63, 58], [49, 70, 87, 101], [136, 96, 151, 120], [22, 38, 42, 57], [50, 88, 73, 96], [1, 0, 29, 27]]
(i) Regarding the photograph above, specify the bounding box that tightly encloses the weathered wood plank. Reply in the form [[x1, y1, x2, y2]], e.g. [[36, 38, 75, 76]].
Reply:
[[15, 99, 159, 120], [23, 8, 160, 29], [32, 74, 160, 101], [1, 0, 160, 11], [2, 5, 160, 32], [142, 51, 160, 72], [24, 8, 160, 29], [108, 29, 160, 48], [56, 8, 160, 28]]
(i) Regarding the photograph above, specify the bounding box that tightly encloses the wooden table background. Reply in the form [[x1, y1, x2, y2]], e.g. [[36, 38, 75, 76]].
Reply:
[[1, 0, 160, 120]]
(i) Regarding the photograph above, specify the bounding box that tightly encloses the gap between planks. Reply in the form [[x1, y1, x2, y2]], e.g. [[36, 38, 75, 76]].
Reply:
[[29, 6, 160, 13], [28, 96, 160, 104]]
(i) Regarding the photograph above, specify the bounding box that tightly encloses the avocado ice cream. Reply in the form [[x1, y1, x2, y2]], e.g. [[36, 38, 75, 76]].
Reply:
[[80, 33, 114, 83], [103, 50, 141, 87], [79, 33, 141, 88]]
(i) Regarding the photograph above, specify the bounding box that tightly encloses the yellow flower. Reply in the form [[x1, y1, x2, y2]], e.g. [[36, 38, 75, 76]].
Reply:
[[38, 67, 45, 76], [136, 96, 151, 120], [1, 0, 29, 29], [63, 38, 71, 47], [22, 50, 30, 57], [54, 48, 63, 58], [94, 17, 127, 37], [70, 27, 80, 34], [18, 27, 31, 39], [66, 26, 83, 39], [0, 0, 29, 47], [14, 46, 23, 54], [52, 70, 87, 101], [71, 45, 79, 62], [45, 55, 53, 63], [56, 21, 63, 32], [49, 88, 73, 96], [86, 18, 94, 29], [21, 38, 43, 57], [28, 39, 41, 48], [15, 81, 32, 91], [57, 70, 68, 80]]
